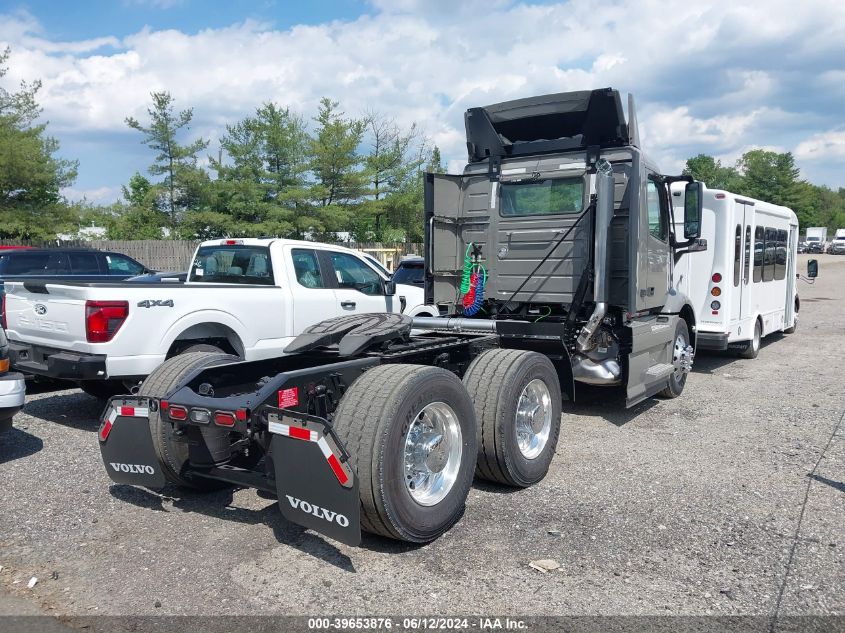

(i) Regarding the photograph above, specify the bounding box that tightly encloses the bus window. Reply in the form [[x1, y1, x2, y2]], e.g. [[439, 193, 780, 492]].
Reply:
[[775, 229, 787, 280], [733, 224, 741, 287], [753, 226, 764, 282], [763, 227, 777, 282], [744, 226, 751, 284]]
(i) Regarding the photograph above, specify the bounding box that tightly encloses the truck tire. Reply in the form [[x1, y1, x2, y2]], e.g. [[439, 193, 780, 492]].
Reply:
[[331, 364, 477, 543], [139, 351, 236, 490], [462, 349, 562, 487], [738, 319, 762, 359], [0, 414, 12, 433], [78, 380, 128, 401], [658, 320, 692, 399]]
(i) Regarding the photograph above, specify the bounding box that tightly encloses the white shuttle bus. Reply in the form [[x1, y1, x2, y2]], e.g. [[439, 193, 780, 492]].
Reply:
[[672, 185, 799, 358]]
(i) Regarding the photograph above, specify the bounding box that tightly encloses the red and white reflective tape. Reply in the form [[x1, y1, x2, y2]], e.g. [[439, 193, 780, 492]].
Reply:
[[100, 404, 150, 442], [268, 420, 350, 486]]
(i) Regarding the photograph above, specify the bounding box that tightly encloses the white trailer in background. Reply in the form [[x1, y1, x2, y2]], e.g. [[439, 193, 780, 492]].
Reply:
[[672, 186, 799, 358]]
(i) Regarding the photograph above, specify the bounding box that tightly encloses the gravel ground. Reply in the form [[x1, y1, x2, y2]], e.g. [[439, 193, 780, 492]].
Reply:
[[0, 255, 842, 622]]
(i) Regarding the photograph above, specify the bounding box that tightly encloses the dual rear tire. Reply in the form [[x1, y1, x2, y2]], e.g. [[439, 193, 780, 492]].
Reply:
[[332, 350, 563, 543]]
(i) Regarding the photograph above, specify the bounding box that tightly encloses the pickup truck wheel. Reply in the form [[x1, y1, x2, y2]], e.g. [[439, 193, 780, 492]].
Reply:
[[78, 380, 129, 401], [0, 415, 12, 433], [331, 364, 477, 543], [139, 351, 237, 490], [177, 343, 226, 355], [462, 349, 562, 487]]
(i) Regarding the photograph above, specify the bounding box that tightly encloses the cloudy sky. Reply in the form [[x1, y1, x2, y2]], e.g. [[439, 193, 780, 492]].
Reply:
[[1, 0, 844, 204]]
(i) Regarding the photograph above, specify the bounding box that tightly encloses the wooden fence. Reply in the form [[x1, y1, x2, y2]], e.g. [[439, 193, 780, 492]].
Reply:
[[0, 239, 424, 272]]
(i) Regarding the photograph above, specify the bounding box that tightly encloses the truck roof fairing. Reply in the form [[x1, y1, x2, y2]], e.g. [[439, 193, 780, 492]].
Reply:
[[464, 87, 637, 163]]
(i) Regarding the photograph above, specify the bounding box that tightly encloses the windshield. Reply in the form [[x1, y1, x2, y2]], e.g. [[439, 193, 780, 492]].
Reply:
[[362, 255, 391, 278], [190, 245, 274, 285], [393, 261, 424, 285], [500, 177, 584, 216]]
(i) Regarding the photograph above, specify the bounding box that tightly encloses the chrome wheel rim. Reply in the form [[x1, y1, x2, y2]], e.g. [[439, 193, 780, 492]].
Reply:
[[671, 333, 691, 379], [515, 379, 552, 459], [753, 323, 761, 351], [403, 402, 462, 506]]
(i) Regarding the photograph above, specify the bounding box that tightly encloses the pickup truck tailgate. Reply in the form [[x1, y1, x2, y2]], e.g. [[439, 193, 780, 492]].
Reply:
[[3, 282, 90, 350]]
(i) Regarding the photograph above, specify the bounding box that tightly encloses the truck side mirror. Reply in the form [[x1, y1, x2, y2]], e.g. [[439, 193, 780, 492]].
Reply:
[[683, 181, 703, 240], [383, 280, 397, 296], [807, 259, 818, 278]]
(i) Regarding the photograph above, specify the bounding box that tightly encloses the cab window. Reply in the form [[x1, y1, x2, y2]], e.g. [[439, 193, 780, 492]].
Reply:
[[646, 179, 667, 241], [329, 252, 383, 295], [291, 249, 325, 289]]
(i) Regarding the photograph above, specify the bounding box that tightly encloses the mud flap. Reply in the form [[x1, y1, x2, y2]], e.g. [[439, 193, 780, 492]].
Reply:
[[267, 409, 361, 547], [98, 397, 167, 490]]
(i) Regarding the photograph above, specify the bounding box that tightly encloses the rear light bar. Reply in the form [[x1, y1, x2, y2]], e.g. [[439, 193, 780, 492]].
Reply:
[[85, 300, 129, 343]]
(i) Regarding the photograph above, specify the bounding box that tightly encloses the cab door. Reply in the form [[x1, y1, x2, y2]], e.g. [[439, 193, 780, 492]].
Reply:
[[288, 247, 341, 332], [320, 250, 399, 315]]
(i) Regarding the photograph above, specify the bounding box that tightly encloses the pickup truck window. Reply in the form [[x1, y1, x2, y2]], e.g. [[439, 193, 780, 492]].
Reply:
[[292, 249, 326, 289], [329, 252, 383, 295], [500, 177, 583, 217], [190, 245, 274, 285]]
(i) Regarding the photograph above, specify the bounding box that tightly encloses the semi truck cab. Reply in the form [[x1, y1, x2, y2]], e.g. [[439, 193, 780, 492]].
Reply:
[[424, 87, 706, 405]]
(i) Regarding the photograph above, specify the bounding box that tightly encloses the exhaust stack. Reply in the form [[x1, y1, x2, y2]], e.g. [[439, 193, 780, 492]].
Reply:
[[576, 158, 614, 352]]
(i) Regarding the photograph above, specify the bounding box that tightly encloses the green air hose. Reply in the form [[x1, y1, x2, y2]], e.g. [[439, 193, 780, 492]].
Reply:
[[460, 243, 473, 294]]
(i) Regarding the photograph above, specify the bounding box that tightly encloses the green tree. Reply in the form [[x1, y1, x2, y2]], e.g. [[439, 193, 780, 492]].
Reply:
[[0, 47, 79, 239], [126, 91, 209, 228], [209, 103, 310, 237], [734, 149, 802, 208], [360, 112, 422, 240], [308, 98, 366, 238], [682, 154, 740, 191]]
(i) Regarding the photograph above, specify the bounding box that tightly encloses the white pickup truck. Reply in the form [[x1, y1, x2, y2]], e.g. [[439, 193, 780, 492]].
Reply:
[[3, 238, 437, 398]]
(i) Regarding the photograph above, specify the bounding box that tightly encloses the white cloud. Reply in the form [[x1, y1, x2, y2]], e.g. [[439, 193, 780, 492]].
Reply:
[[1, 0, 845, 188], [62, 186, 122, 204], [795, 130, 845, 161]]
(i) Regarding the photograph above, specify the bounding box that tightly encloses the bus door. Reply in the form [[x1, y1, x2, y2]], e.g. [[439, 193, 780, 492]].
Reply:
[[785, 227, 797, 324], [732, 202, 752, 323]]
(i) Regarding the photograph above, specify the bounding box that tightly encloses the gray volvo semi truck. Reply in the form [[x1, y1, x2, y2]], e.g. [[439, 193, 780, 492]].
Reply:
[[97, 88, 706, 546]]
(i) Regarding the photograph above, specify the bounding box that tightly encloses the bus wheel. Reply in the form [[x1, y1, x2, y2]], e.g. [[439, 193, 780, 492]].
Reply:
[[739, 319, 762, 359], [462, 349, 562, 488], [331, 365, 477, 543]]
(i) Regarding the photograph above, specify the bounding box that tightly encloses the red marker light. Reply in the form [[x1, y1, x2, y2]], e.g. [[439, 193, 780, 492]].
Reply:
[[214, 412, 236, 427], [711, 273, 722, 283], [168, 405, 187, 420]]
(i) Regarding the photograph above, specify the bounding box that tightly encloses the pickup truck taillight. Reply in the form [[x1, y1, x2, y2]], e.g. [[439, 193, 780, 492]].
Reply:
[[85, 300, 129, 343]]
